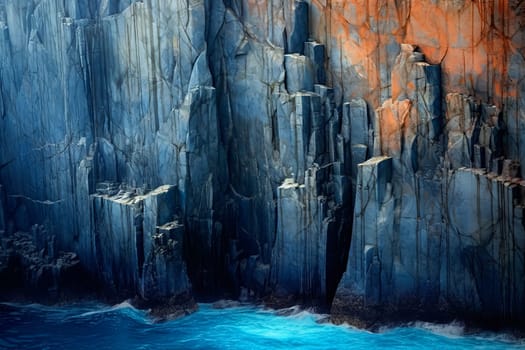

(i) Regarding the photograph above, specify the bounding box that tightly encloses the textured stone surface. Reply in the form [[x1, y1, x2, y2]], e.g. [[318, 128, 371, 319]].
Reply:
[[304, 41, 326, 85], [307, 0, 525, 181], [0, 185, 5, 232], [272, 178, 326, 297], [142, 221, 189, 300], [287, 0, 309, 54], [285, 54, 315, 94], [0, 229, 88, 300], [333, 43, 525, 326], [90, 184, 191, 298], [0, 0, 524, 326], [0, 0, 225, 297]]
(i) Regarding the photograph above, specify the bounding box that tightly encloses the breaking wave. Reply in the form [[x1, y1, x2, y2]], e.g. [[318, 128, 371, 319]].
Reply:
[[1, 302, 523, 349]]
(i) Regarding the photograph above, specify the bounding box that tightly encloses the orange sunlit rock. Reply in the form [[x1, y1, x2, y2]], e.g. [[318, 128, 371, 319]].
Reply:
[[308, 0, 524, 108], [376, 99, 412, 157]]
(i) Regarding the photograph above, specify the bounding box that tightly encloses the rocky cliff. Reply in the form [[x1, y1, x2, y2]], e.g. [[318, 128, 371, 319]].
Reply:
[[332, 44, 525, 327], [0, 0, 524, 327]]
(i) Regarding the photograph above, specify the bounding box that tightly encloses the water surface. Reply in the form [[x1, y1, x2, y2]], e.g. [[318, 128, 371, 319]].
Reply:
[[0, 302, 523, 349]]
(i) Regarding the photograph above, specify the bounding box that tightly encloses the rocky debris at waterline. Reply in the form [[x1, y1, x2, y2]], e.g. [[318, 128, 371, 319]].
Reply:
[[131, 292, 197, 322], [0, 228, 89, 300]]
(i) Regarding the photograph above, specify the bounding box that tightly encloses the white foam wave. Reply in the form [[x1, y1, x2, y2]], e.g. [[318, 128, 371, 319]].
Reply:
[[273, 305, 328, 322], [0, 302, 68, 313], [470, 331, 525, 345], [68, 300, 150, 324], [412, 320, 465, 338]]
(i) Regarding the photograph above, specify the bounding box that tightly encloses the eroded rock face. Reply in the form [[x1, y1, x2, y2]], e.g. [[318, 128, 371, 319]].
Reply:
[[332, 44, 525, 327], [0, 0, 225, 299], [89, 184, 191, 300], [0, 185, 5, 233], [0, 228, 90, 300], [0, 0, 524, 326]]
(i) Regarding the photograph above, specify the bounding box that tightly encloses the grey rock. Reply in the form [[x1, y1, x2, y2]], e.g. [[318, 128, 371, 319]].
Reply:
[[287, 0, 308, 55], [142, 221, 190, 299], [473, 144, 486, 169], [0, 231, 85, 298], [0, 82, 4, 118], [334, 46, 525, 325], [1, 0, 523, 327], [0, 0, 355, 303], [501, 159, 520, 179], [96, 138, 118, 182], [364, 246, 381, 306], [347, 99, 369, 147], [343, 99, 369, 187], [351, 144, 368, 182], [90, 184, 191, 297], [0, 0, 228, 297], [188, 49, 213, 90], [304, 41, 326, 84], [271, 175, 327, 298], [0, 185, 4, 232], [285, 54, 314, 94], [334, 156, 393, 302], [91, 190, 143, 292], [445, 93, 477, 169], [142, 184, 178, 278], [446, 169, 525, 318]]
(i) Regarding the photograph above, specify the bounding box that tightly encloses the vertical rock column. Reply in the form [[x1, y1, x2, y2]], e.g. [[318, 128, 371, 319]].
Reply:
[[272, 172, 327, 298], [269, 0, 355, 302], [333, 44, 525, 325], [179, 85, 227, 291], [332, 156, 393, 310], [75, 151, 96, 269], [304, 41, 326, 85], [446, 168, 525, 321], [286, 0, 309, 55], [0, 184, 5, 233], [342, 99, 370, 192], [90, 184, 191, 299], [333, 45, 445, 321], [445, 93, 478, 168], [142, 221, 190, 299], [91, 189, 143, 294], [140, 185, 190, 299]]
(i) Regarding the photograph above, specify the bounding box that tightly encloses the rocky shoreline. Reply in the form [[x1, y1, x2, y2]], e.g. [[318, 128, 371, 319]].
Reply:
[[1, 0, 524, 333]]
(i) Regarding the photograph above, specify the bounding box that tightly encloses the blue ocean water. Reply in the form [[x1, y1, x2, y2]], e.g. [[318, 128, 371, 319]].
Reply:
[[0, 301, 523, 349]]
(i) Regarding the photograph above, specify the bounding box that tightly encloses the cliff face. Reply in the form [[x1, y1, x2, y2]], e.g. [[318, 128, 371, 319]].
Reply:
[[308, 1, 524, 127], [332, 44, 525, 326], [0, 0, 524, 325], [0, 0, 224, 300]]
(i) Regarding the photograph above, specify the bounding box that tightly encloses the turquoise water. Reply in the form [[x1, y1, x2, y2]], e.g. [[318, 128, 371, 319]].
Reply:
[[0, 302, 523, 349]]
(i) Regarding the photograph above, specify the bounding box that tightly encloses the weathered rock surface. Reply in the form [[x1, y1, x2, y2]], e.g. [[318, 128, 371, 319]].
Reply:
[[0, 185, 5, 233], [332, 44, 525, 327], [0, 0, 523, 328], [307, 0, 525, 192], [89, 184, 191, 300], [0, 228, 90, 300], [0, 0, 224, 300]]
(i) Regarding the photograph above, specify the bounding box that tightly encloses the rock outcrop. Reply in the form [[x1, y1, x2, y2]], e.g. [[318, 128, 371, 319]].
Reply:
[[0, 0, 524, 328], [89, 184, 191, 300], [0, 227, 89, 300], [0, 185, 5, 233], [332, 44, 525, 327], [0, 0, 224, 301]]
